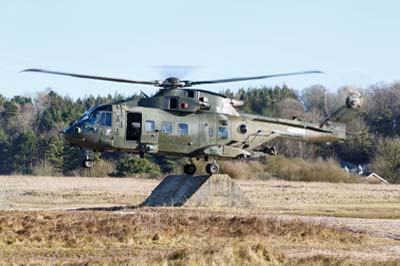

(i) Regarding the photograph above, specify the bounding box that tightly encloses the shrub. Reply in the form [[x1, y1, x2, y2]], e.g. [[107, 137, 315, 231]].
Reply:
[[264, 155, 360, 183], [219, 160, 251, 179], [371, 137, 400, 183], [72, 159, 117, 177], [113, 157, 160, 177], [32, 160, 60, 176], [151, 155, 184, 174], [219, 156, 358, 183], [219, 160, 271, 180]]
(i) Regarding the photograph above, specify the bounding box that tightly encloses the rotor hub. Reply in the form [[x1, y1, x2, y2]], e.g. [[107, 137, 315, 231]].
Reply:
[[157, 77, 189, 89]]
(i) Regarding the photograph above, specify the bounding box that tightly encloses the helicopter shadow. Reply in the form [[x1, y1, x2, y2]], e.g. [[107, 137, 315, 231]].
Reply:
[[70, 204, 142, 212]]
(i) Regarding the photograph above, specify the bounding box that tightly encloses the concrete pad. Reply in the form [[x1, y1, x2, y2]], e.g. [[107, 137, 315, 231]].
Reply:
[[142, 174, 251, 208]]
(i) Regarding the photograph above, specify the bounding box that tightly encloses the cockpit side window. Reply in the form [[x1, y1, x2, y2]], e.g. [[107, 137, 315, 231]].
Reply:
[[78, 104, 112, 126], [87, 112, 112, 127], [105, 113, 112, 126], [97, 112, 112, 127], [88, 113, 99, 125], [98, 113, 106, 125]]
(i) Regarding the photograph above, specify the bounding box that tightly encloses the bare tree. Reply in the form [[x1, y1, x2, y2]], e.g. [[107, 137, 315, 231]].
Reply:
[[301, 85, 327, 115], [274, 98, 323, 158], [276, 98, 304, 119]]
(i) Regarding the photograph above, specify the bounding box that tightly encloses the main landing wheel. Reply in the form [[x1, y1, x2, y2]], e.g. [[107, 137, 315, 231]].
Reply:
[[83, 149, 94, 168], [83, 159, 94, 168], [183, 164, 197, 175], [206, 162, 220, 174]]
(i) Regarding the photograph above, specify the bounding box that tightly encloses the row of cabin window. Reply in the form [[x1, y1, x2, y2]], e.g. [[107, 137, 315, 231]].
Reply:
[[144, 121, 189, 136], [144, 120, 229, 139]]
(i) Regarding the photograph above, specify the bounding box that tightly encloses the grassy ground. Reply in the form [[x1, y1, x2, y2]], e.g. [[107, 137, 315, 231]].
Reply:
[[238, 180, 400, 219], [0, 209, 399, 265], [0, 176, 400, 265], [2, 176, 400, 219]]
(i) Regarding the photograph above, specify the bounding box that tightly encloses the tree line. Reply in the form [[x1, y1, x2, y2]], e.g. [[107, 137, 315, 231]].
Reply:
[[0, 83, 399, 182]]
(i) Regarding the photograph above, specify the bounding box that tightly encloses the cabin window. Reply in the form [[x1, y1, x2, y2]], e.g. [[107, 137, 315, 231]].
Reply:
[[187, 90, 195, 98], [162, 121, 172, 134], [209, 128, 213, 137], [169, 98, 178, 109], [178, 123, 188, 136], [218, 127, 229, 139], [145, 120, 155, 132]]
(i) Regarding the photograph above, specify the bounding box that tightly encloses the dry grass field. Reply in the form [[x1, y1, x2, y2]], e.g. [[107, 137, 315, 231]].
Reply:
[[0, 175, 400, 265]]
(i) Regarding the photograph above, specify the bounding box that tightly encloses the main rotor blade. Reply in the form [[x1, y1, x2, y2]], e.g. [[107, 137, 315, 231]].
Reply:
[[22, 68, 158, 86], [189, 70, 324, 86]]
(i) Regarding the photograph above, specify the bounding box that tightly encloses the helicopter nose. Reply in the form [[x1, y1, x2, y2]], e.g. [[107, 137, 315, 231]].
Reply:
[[63, 124, 80, 144]]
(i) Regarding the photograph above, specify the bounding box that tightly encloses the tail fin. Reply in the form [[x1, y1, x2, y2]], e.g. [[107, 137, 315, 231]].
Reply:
[[319, 92, 363, 128]]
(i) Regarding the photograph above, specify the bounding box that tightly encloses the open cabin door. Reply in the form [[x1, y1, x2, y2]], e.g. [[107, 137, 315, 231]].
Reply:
[[126, 112, 142, 145]]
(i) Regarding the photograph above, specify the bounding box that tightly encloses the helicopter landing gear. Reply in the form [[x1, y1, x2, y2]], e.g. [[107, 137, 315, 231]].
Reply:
[[84, 159, 94, 168], [183, 161, 196, 175], [83, 150, 94, 168], [206, 160, 220, 175]]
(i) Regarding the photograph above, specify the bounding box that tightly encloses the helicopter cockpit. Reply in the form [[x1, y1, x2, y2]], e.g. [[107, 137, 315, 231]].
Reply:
[[63, 104, 113, 148], [76, 104, 112, 129]]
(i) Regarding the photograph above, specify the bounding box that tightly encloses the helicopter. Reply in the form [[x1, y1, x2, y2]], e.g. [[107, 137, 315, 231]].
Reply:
[[23, 68, 362, 175]]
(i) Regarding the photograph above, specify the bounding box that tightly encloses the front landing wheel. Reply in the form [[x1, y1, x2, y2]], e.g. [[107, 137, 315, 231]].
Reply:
[[206, 163, 220, 174], [183, 164, 197, 175], [83, 159, 94, 168]]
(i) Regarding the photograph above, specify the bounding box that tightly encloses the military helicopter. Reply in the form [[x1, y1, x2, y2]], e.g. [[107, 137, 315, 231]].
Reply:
[[23, 68, 362, 175]]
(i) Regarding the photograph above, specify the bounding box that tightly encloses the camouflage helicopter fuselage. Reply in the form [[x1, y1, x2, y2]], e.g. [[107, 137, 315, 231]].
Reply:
[[24, 68, 362, 174], [63, 88, 362, 160]]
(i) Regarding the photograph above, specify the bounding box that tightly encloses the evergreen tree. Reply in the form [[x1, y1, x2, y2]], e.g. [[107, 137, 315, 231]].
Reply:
[[44, 135, 65, 171], [0, 127, 12, 173], [113, 156, 160, 177], [62, 145, 86, 174], [3, 101, 19, 122], [12, 130, 38, 173]]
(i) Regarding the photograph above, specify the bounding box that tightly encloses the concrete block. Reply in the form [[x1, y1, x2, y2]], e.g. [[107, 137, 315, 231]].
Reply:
[[142, 174, 251, 208]]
